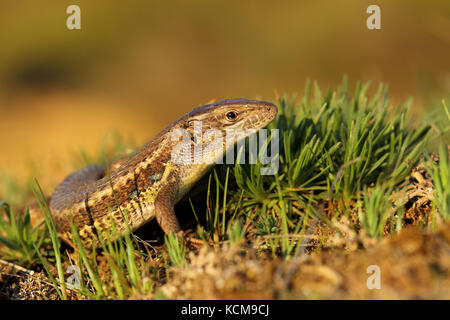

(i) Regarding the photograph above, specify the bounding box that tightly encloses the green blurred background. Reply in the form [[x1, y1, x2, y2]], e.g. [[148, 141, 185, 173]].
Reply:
[[0, 0, 449, 186]]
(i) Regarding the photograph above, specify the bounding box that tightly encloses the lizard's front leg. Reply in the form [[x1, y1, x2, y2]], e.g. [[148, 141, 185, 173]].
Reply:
[[153, 171, 204, 247], [154, 172, 181, 235]]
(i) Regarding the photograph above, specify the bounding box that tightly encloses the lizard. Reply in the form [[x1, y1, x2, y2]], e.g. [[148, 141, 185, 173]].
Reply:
[[47, 99, 278, 248]]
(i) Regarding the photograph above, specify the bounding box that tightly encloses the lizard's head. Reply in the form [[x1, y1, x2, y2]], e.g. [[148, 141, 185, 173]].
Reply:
[[175, 99, 278, 165], [172, 99, 278, 198], [185, 98, 278, 133]]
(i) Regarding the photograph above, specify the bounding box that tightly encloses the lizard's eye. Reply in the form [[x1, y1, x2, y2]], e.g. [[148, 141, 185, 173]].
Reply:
[[226, 111, 238, 121]]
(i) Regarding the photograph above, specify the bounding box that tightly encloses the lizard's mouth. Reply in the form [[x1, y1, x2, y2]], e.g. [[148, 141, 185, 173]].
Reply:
[[252, 101, 278, 128], [253, 100, 278, 122], [266, 103, 278, 122]]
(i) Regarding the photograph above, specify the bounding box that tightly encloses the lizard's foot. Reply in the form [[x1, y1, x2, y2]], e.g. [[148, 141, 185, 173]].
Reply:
[[176, 231, 207, 248], [185, 237, 206, 248]]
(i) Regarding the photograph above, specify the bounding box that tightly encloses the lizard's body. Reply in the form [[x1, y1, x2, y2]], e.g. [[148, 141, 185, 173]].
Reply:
[[49, 99, 277, 247]]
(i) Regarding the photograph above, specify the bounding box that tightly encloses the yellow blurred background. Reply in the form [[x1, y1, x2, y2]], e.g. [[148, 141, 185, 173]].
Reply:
[[0, 0, 449, 196]]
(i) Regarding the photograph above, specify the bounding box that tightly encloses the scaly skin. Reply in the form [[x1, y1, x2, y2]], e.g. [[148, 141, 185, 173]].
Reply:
[[49, 99, 278, 247]]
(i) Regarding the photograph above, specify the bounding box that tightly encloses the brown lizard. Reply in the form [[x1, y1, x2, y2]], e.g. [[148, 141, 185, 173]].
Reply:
[[47, 99, 278, 247]]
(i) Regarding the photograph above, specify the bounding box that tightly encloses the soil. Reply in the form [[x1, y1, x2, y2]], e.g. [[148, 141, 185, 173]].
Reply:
[[155, 224, 450, 299]]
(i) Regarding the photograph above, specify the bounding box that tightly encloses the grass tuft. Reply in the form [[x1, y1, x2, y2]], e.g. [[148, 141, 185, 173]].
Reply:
[[427, 144, 450, 220], [0, 201, 47, 265]]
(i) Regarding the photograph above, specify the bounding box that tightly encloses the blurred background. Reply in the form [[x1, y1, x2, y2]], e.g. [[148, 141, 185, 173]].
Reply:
[[0, 0, 449, 197]]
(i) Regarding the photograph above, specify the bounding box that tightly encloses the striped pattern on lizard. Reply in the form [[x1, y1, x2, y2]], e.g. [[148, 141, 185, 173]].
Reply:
[[49, 99, 278, 247]]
